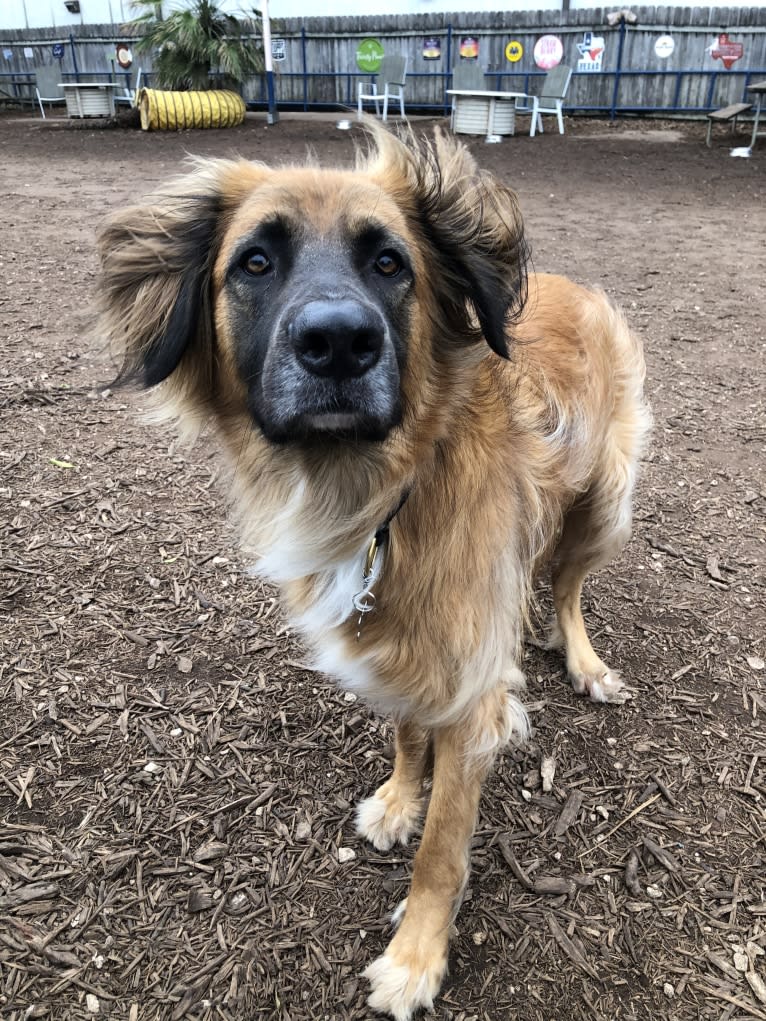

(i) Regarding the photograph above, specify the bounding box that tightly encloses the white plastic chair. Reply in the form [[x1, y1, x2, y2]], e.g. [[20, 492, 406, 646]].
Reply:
[[515, 65, 572, 137], [34, 65, 65, 119], [357, 56, 407, 122]]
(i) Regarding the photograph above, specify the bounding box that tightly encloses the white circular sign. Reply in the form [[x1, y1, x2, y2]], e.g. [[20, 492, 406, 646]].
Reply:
[[533, 35, 563, 71], [654, 35, 675, 59]]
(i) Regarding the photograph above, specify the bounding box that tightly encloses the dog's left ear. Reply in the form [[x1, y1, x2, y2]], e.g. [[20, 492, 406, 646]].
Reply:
[[420, 131, 528, 359], [374, 129, 528, 359]]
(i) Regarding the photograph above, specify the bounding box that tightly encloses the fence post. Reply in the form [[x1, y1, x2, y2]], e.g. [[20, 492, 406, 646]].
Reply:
[[610, 19, 626, 120], [444, 23, 452, 116], [69, 32, 79, 80], [301, 25, 307, 111]]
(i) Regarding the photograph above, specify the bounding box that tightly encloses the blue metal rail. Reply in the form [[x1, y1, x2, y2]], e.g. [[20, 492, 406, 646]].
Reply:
[[3, 66, 764, 119]]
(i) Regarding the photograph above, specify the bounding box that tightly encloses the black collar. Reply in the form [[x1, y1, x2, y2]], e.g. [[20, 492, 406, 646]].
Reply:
[[374, 487, 411, 546]]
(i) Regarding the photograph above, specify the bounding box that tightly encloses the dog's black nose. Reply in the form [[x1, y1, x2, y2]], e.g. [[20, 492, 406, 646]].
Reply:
[[290, 300, 384, 380]]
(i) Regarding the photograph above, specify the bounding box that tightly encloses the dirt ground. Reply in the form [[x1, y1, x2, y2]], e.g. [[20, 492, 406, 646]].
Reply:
[[1, 110, 765, 1021]]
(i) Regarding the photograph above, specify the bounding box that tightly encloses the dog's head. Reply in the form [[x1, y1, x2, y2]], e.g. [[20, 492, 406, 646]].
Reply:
[[98, 126, 527, 447]]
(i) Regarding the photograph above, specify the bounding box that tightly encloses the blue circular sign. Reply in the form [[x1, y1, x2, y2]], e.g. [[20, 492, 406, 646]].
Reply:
[[52, 43, 65, 59]]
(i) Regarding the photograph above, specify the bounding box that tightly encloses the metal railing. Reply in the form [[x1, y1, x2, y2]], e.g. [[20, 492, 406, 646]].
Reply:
[[3, 65, 764, 119]]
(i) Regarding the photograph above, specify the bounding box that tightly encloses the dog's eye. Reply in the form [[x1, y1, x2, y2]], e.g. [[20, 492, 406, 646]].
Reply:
[[243, 250, 271, 276], [374, 250, 402, 278]]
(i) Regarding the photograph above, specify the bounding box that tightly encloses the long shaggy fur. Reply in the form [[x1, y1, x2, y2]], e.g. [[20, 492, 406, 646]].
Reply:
[[97, 124, 650, 1020]]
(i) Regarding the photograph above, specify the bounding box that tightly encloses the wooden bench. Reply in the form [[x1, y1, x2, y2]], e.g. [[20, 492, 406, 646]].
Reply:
[[706, 102, 752, 146]]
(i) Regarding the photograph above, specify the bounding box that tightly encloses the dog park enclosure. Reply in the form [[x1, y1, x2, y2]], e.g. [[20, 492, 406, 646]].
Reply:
[[1, 112, 765, 1020], [1, 5, 765, 115]]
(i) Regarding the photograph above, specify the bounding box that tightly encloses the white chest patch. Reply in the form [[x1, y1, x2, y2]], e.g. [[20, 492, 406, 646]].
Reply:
[[252, 523, 405, 711]]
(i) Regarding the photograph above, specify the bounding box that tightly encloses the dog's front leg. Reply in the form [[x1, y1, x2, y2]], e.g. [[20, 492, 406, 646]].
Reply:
[[356, 721, 431, 851], [364, 710, 496, 1021]]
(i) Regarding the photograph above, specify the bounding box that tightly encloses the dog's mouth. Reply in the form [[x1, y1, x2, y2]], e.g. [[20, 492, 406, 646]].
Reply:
[[254, 395, 402, 445]]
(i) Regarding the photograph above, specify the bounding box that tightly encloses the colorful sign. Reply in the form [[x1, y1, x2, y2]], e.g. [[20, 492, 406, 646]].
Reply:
[[460, 36, 479, 61], [423, 37, 441, 61], [654, 35, 675, 59], [505, 40, 524, 63], [576, 32, 605, 72], [533, 35, 563, 71], [709, 33, 744, 70], [271, 38, 286, 62], [115, 44, 132, 69], [356, 38, 384, 73]]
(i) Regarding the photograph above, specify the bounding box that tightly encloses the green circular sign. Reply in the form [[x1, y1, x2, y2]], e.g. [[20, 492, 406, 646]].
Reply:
[[356, 38, 384, 73]]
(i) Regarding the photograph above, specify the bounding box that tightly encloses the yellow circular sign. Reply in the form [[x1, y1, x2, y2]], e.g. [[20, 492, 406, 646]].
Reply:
[[505, 40, 524, 63]]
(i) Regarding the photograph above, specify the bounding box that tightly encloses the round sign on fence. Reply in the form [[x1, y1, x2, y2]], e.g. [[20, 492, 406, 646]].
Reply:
[[505, 40, 524, 63], [115, 44, 133, 69], [533, 35, 563, 71], [654, 35, 675, 59], [52, 43, 65, 59], [356, 38, 384, 73]]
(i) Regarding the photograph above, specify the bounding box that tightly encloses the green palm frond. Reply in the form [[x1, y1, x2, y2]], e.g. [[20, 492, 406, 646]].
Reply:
[[124, 0, 263, 91]]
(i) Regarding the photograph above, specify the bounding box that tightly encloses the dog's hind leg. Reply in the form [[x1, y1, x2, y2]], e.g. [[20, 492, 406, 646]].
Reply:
[[549, 462, 636, 704], [356, 721, 430, 852]]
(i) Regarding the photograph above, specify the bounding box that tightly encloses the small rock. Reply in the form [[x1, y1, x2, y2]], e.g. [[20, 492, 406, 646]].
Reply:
[[337, 847, 356, 864], [295, 820, 312, 842], [540, 756, 556, 792], [343, 692, 358, 703], [520, 788, 532, 802], [746, 655, 765, 671], [472, 931, 487, 945], [85, 994, 100, 1014], [226, 891, 249, 915], [646, 884, 663, 899], [663, 982, 675, 998], [734, 952, 749, 972], [143, 761, 161, 773]]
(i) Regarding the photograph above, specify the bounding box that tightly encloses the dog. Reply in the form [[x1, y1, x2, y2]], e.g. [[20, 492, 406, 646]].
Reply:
[[97, 125, 650, 1020]]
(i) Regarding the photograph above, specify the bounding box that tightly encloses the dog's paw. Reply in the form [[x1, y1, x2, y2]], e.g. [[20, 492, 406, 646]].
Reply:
[[570, 666, 628, 704], [356, 781, 422, 851], [364, 947, 447, 1021]]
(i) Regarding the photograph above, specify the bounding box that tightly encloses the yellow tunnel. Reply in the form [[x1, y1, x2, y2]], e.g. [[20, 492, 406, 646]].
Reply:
[[138, 88, 247, 131]]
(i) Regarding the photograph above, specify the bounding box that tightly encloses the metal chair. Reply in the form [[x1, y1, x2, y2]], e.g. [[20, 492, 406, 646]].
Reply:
[[515, 65, 572, 137], [357, 56, 407, 122], [449, 62, 486, 130], [34, 65, 65, 119]]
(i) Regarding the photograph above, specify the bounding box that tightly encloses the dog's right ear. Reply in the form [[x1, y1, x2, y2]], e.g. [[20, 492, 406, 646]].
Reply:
[[97, 159, 266, 392]]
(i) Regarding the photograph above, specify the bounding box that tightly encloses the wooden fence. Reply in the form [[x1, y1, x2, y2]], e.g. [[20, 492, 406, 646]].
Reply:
[[2, 6, 765, 116]]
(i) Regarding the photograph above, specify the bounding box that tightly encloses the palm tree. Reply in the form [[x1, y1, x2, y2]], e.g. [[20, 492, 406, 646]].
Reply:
[[126, 0, 263, 91]]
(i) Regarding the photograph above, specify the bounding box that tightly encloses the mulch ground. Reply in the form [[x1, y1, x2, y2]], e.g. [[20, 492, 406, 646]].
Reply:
[[0, 111, 765, 1021]]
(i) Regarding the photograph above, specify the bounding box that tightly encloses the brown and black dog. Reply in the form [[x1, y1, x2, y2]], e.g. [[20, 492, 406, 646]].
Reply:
[[97, 125, 650, 1020]]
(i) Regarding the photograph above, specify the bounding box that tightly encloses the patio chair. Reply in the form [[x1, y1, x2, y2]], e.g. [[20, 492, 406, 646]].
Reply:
[[449, 62, 487, 130], [114, 67, 143, 107], [357, 56, 407, 122], [34, 65, 65, 119], [515, 64, 572, 137]]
